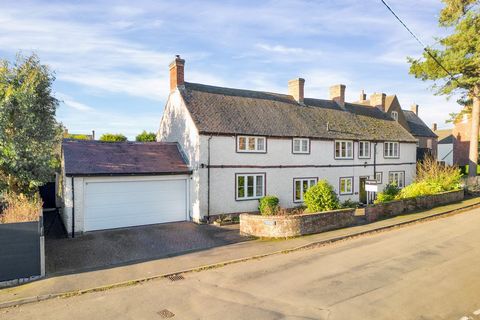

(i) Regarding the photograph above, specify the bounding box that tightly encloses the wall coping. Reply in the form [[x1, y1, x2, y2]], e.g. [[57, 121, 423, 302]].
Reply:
[[367, 188, 464, 207], [240, 208, 355, 221]]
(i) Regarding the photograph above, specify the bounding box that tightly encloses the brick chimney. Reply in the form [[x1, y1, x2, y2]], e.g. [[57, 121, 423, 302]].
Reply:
[[330, 84, 346, 107], [432, 123, 437, 131], [169, 55, 185, 92], [370, 93, 386, 112], [359, 89, 367, 102], [288, 78, 305, 104], [411, 103, 419, 115]]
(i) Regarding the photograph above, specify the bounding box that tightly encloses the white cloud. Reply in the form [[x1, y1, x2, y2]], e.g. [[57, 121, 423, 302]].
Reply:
[[56, 93, 94, 112]]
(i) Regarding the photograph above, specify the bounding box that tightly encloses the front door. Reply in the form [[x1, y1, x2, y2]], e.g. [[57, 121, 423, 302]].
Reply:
[[359, 177, 367, 204]]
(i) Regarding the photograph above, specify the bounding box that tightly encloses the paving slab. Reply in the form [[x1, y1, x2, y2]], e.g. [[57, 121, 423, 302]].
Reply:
[[1, 196, 480, 308]]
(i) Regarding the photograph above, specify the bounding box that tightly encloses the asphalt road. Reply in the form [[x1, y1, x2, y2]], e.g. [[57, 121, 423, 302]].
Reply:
[[3, 208, 480, 320]]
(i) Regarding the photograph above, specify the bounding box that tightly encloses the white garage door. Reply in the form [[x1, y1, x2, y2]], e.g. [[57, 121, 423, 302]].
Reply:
[[84, 178, 187, 231]]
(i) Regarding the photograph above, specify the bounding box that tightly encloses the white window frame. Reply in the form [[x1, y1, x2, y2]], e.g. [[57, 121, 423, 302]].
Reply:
[[391, 111, 398, 121], [339, 177, 353, 195], [293, 178, 317, 202], [358, 141, 371, 159], [335, 140, 354, 159], [374, 172, 382, 184], [236, 173, 265, 200], [384, 141, 399, 158], [237, 136, 266, 153], [389, 171, 405, 188], [292, 138, 310, 154]]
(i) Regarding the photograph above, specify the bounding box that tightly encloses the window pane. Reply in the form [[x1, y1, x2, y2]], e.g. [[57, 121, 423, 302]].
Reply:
[[341, 142, 346, 157], [309, 179, 316, 187], [247, 176, 254, 197], [347, 142, 352, 158], [359, 142, 364, 156], [347, 179, 352, 192], [248, 138, 255, 150], [340, 179, 345, 193], [239, 137, 246, 150], [393, 143, 398, 156], [295, 180, 301, 200], [335, 142, 340, 157], [301, 140, 308, 152], [365, 142, 369, 156], [293, 139, 300, 152], [303, 180, 309, 194], [256, 175, 263, 197], [257, 138, 265, 151], [237, 176, 245, 198]]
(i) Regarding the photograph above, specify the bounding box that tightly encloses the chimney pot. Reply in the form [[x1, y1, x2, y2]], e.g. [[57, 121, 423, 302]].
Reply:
[[288, 78, 305, 104], [360, 89, 367, 102], [411, 103, 419, 115], [432, 123, 437, 131], [330, 84, 346, 107], [370, 92, 386, 112], [169, 55, 185, 92]]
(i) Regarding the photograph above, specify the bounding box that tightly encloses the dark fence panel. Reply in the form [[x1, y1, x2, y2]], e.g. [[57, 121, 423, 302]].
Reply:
[[39, 182, 56, 209], [0, 221, 41, 281]]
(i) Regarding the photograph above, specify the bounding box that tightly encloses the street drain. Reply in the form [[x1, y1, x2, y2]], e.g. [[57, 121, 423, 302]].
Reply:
[[158, 309, 175, 318], [168, 274, 185, 282]]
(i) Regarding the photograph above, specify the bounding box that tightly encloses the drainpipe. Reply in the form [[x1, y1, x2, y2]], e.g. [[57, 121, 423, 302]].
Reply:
[[71, 177, 75, 238], [206, 136, 212, 223], [373, 142, 378, 177]]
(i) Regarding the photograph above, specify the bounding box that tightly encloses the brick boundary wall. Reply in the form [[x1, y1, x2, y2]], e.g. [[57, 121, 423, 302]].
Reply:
[[365, 189, 464, 223], [240, 208, 356, 238]]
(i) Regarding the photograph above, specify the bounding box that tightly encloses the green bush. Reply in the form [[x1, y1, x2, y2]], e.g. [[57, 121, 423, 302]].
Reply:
[[258, 195, 279, 216], [66, 134, 90, 140], [416, 157, 462, 191], [375, 183, 400, 204], [303, 180, 340, 213], [396, 181, 443, 199], [99, 133, 128, 142], [340, 199, 359, 209], [135, 130, 157, 142]]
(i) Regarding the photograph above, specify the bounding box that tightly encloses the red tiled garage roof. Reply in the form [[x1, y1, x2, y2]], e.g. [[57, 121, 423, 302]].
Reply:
[[63, 140, 191, 176]]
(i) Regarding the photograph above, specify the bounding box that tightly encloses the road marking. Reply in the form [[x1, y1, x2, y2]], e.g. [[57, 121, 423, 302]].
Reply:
[[473, 309, 480, 316]]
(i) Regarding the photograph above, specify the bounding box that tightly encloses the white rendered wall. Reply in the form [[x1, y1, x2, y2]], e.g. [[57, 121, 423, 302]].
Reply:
[[438, 143, 454, 166]]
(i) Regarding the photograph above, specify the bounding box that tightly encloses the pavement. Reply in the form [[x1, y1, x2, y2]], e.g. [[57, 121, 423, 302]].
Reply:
[[1, 196, 480, 309], [45, 220, 249, 275], [4, 201, 480, 319]]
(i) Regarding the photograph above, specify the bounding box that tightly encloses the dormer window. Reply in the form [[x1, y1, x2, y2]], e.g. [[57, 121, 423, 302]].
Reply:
[[391, 111, 398, 121], [237, 136, 266, 153], [292, 138, 310, 154]]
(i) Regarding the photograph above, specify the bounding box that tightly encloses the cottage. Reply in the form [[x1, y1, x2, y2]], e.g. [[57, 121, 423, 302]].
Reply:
[[159, 56, 418, 223]]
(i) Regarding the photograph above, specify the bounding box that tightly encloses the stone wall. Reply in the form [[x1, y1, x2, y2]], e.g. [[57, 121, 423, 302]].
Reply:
[[365, 189, 464, 223], [240, 208, 356, 238]]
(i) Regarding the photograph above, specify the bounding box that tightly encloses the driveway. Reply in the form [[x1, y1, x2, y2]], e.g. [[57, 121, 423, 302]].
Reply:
[[44, 212, 250, 275]]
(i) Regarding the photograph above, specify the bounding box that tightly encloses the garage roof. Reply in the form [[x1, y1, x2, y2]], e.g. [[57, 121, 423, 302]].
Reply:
[[63, 140, 191, 176]]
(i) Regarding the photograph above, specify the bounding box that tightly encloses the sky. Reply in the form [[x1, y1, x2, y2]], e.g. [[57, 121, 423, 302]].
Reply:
[[0, 0, 459, 139]]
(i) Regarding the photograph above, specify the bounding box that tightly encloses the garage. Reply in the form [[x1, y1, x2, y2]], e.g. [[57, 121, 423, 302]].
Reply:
[[84, 177, 188, 231], [60, 140, 192, 236]]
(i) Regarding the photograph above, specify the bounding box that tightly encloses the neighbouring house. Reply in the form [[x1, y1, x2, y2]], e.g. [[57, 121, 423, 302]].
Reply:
[[158, 56, 418, 223], [60, 140, 191, 235], [63, 129, 96, 140], [433, 124, 454, 166], [357, 93, 437, 160]]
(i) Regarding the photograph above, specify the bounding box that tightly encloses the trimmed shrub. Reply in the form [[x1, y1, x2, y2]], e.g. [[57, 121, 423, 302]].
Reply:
[[0, 193, 42, 223], [303, 180, 340, 213], [396, 181, 443, 199], [258, 196, 279, 216], [375, 183, 400, 204]]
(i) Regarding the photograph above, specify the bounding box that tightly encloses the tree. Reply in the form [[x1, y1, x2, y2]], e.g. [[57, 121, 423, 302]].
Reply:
[[408, 0, 480, 177], [135, 130, 156, 142], [99, 133, 127, 142], [0, 54, 62, 194]]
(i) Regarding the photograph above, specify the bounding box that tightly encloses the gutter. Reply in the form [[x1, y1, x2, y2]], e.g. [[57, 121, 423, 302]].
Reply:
[[65, 171, 193, 177], [71, 177, 75, 238], [207, 136, 213, 223]]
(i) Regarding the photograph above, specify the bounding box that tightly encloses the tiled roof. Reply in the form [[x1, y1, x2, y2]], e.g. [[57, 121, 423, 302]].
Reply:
[[434, 129, 454, 144], [402, 110, 437, 138], [63, 140, 190, 176], [180, 82, 416, 142]]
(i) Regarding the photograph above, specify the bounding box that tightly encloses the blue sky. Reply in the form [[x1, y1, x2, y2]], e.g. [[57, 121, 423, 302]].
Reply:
[[0, 0, 458, 139]]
